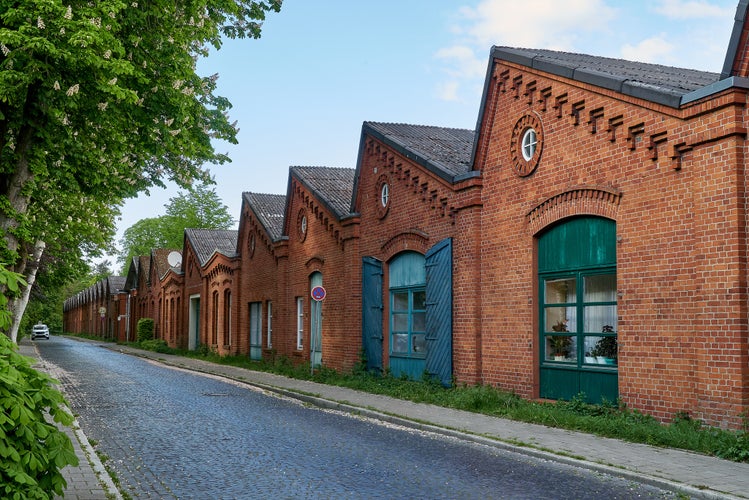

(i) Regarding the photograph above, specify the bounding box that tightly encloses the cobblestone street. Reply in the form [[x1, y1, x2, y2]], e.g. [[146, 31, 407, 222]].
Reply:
[[37, 337, 677, 499]]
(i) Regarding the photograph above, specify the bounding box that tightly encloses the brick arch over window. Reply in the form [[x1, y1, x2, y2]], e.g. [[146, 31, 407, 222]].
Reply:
[[380, 230, 430, 262], [526, 186, 621, 235]]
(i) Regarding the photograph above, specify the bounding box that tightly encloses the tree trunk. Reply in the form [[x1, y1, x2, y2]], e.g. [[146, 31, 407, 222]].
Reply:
[[8, 240, 45, 342]]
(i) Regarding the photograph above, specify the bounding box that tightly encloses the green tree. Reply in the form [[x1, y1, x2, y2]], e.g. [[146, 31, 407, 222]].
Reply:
[[118, 183, 234, 271], [118, 217, 170, 271], [0, 264, 77, 498], [0, 0, 281, 339], [163, 183, 235, 243]]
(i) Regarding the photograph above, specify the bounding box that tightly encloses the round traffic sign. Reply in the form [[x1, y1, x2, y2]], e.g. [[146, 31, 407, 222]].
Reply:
[[311, 285, 326, 301]]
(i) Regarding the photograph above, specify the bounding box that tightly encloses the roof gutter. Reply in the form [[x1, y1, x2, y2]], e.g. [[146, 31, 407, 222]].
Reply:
[[680, 76, 749, 105]]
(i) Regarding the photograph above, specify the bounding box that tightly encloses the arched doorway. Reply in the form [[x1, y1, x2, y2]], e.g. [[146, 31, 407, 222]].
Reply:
[[310, 271, 323, 369], [538, 216, 618, 403], [388, 252, 426, 379]]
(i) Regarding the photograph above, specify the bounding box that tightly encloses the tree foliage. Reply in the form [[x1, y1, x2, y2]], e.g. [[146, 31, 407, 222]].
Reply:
[[0, 265, 78, 498], [118, 183, 234, 270], [0, 0, 281, 333]]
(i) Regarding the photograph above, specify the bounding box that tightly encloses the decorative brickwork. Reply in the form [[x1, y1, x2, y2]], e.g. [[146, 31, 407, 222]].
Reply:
[[526, 187, 621, 235]]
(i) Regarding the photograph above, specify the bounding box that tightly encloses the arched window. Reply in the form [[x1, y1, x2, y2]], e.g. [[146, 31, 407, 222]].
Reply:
[[539, 216, 617, 403], [224, 290, 231, 346], [211, 291, 219, 345], [389, 252, 426, 359]]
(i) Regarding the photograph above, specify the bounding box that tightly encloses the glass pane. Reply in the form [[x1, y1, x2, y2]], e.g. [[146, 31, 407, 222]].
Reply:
[[393, 313, 408, 331], [393, 292, 408, 312], [545, 335, 577, 362], [545, 278, 576, 304], [583, 305, 617, 333], [412, 312, 425, 332], [544, 307, 576, 333], [413, 290, 426, 310], [392, 334, 408, 353], [584, 274, 616, 302], [585, 335, 617, 365], [412, 334, 426, 353]]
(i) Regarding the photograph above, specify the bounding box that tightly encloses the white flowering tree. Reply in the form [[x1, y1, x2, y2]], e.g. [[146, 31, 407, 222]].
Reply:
[[0, 0, 281, 341]]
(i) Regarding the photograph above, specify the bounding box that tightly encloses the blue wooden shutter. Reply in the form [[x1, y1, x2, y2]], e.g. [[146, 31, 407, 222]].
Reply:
[[425, 238, 452, 386], [362, 257, 383, 373]]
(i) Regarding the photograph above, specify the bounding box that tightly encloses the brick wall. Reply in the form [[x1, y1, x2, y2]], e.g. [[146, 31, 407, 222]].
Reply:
[[356, 137, 483, 384], [281, 177, 360, 372], [474, 59, 749, 427]]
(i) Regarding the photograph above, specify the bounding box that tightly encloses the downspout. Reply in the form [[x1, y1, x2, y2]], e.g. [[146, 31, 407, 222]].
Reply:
[[126, 291, 132, 342]]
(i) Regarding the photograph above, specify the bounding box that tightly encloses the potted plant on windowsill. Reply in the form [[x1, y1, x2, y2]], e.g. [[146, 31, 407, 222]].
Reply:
[[592, 325, 617, 365], [550, 320, 572, 361]]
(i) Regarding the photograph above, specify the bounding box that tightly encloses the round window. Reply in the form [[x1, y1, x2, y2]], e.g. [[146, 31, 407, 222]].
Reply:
[[521, 128, 537, 161], [297, 209, 308, 241], [375, 174, 391, 219], [380, 183, 389, 208], [510, 113, 544, 177]]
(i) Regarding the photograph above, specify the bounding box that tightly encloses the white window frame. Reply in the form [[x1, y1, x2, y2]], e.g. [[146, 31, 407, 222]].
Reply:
[[521, 128, 537, 161], [296, 297, 304, 350]]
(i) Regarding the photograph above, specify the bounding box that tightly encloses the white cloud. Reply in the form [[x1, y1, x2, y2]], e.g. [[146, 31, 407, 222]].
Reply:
[[620, 35, 675, 63], [454, 0, 617, 50], [435, 81, 461, 102], [433, 0, 618, 102], [434, 45, 486, 78], [653, 0, 734, 19]]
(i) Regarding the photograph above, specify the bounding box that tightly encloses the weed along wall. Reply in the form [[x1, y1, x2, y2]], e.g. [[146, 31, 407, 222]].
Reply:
[[64, 2, 749, 429]]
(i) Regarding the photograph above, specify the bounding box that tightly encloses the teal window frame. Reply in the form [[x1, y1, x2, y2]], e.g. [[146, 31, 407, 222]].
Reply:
[[389, 286, 426, 359], [540, 268, 617, 368]]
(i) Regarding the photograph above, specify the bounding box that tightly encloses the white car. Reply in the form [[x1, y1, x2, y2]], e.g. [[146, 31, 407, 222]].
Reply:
[[31, 323, 50, 340]]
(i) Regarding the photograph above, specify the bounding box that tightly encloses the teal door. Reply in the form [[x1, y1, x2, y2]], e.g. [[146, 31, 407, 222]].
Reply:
[[362, 257, 383, 373], [388, 252, 426, 380], [249, 302, 262, 360], [310, 272, 323, 369], [539, 217, 618, 403], [425, 238, 452, 386], [188, 295, 200, 350]]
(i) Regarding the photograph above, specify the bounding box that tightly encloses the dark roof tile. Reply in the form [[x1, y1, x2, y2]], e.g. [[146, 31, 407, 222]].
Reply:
[[243, 192, 287, 241], [107, 276, 126, 293], [291, 166, 355, 219], [185, 228, 238, 266], [363, 122, 474, 181], [492, 47, 719, 107]]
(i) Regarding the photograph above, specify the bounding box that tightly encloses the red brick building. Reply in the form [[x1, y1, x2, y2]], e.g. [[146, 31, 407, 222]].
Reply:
[[64, 2, 749, 428], [282, 166, 359, 371], [236, 192, 286, 360]]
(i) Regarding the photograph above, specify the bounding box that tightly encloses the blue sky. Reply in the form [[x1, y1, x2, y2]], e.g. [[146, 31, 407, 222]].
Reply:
[[108, 0, 739, 264]]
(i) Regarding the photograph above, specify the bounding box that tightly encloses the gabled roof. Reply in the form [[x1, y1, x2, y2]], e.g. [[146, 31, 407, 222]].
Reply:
[[107, 275, 126, 294], [490, 47, 720, 109], [290, 166, 355, 219], [184, 228, 238, 266], [721, 0, 749, 79], [351, 122, 476, 213], [243, 192, 286, 241], [362, 122, 475, 181], [151, 248, 180, 280]]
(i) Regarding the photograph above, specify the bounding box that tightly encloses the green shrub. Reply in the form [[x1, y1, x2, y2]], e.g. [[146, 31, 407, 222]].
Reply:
[[0, 333, 79, 498], [139, 339, 172, 353], [136, 318, 154, 342]]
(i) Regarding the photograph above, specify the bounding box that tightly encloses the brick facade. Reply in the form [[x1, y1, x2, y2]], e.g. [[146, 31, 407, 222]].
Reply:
[[63, 3, 749, 428]]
